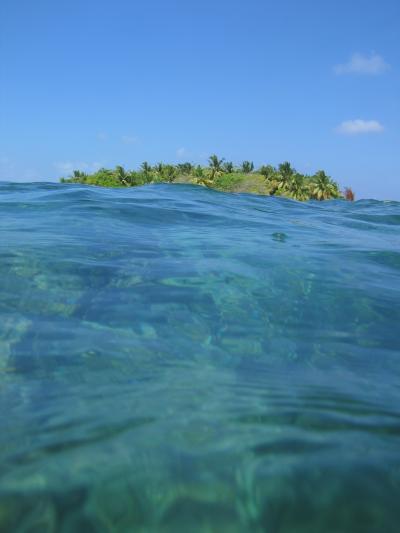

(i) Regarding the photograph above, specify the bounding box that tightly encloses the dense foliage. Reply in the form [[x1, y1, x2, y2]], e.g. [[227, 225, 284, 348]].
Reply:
[[60, 156, 353, 201]]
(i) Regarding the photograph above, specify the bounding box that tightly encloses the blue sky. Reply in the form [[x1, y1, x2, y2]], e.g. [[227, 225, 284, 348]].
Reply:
[[0, 0, 399, 199]]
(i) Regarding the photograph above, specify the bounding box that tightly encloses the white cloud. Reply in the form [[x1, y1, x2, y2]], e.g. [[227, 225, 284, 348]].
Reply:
[[0, 156, 43, 182], [121, 135, 138, 145], [54, 161, 102, 175], [176, 147, 187, 158], [336, 119, 384, 135], [334, 53, 389, 75], [97, 132, 108, 141]]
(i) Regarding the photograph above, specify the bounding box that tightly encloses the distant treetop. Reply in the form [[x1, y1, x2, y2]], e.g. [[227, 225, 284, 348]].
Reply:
[[60, 156, 352, 201]]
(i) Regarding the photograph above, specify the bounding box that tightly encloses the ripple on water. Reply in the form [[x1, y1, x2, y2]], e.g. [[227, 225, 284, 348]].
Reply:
[[1, 182, 400, 532]]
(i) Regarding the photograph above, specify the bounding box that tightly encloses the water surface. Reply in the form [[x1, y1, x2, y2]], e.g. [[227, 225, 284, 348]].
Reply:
[[1, 182, 400, 532]]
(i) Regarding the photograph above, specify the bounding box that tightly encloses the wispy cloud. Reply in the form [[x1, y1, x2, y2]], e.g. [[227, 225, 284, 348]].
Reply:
[[176, 147, 187, 158], [121, 135, 139, 145], [334, 53, 390, 75], [336, 119, 384, 135], [54, 161, 102, 175], [0, 156, 41, 181], [97, 131, 108, 141]]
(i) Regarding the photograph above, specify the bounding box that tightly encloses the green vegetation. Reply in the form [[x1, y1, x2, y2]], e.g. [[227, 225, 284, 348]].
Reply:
[[60, 155, 354, 201]]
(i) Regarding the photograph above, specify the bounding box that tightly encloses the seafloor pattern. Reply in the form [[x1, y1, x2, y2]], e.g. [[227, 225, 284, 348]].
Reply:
[[1, 182, 400, 532]]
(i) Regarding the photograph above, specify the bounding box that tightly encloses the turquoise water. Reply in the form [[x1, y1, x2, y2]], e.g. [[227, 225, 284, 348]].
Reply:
[[1, 182, 400, 532]]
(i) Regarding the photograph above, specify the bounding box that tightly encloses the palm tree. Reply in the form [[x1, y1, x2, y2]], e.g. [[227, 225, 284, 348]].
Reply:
[[151, 163, 164, 183], [208, 155, 225, 180], [259, 165, 276, 180], [154, 163, 164, 174], [193, 165, 204, 178], [140, 161, 154, 184], [177, 162, 193, 175], [278, 162, 295, 180], [114, 165, 128, 185], [72, 170, 87, 182], [311, 171, 341, 200], [125, 171, 141, 186], [274, 162, 296, 194], [141, 162, 152, 174], [288, 173, 309, 201], [241, 161, 254, 174], [223, 161, 234, 173], [162, 165, 177, 183]]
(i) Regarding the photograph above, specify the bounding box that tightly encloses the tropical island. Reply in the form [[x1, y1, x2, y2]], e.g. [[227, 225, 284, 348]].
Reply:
[[60, 155, 355, 201]]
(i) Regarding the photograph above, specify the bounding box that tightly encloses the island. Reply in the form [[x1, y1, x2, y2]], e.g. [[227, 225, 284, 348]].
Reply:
[[60, 155, 355, 201]]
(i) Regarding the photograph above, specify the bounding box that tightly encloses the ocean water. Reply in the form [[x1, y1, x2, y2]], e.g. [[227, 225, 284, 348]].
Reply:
[[1, 181, 400, 533]]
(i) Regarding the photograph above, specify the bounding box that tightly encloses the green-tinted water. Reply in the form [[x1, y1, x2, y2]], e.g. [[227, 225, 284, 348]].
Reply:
[[1, 183, 400, 532]]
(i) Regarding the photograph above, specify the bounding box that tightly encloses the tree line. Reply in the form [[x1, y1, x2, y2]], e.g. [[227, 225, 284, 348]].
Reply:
[[60, 155, 355, 201]]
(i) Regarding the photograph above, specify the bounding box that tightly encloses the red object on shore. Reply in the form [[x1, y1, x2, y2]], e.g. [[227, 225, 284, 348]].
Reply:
[[344, 188, 355, 201]]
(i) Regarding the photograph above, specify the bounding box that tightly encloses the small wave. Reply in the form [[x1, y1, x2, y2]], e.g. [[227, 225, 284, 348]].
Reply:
[[1, 182, 400, 532]]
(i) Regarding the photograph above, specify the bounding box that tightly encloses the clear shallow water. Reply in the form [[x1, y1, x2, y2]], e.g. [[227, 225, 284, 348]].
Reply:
[[1, 182, 400, 532]]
